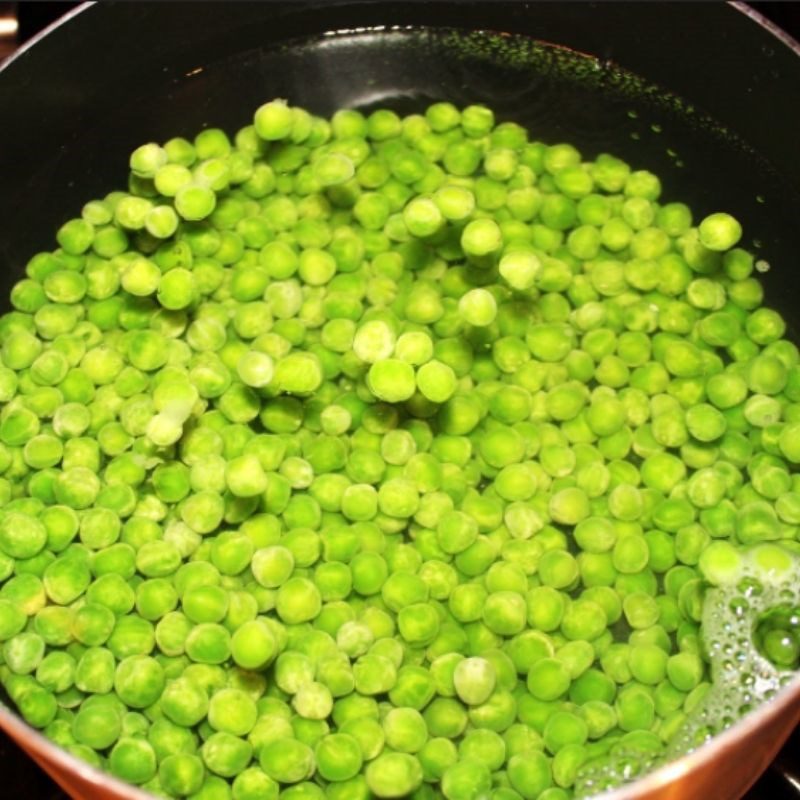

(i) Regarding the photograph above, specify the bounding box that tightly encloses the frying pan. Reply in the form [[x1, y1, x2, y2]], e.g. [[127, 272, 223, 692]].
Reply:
[[0, 2, 799, 799]]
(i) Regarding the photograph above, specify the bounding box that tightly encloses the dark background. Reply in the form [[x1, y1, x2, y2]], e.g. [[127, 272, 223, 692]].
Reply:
[[2, 2, 800, 799], [12, 1, 800, 42]]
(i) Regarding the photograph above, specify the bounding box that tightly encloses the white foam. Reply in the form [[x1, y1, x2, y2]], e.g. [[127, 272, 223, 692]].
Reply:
[[575, 546, 800, 797]]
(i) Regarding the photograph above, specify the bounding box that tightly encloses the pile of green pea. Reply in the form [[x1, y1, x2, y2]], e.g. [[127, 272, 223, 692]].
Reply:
[[1, 97, 799, 800]]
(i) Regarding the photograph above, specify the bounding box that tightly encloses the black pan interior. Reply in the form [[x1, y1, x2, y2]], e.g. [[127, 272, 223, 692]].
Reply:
[[0, 2, 799, 332]]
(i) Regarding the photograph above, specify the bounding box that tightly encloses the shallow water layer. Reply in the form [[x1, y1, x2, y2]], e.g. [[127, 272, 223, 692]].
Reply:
[[575, 546, 800, 796]]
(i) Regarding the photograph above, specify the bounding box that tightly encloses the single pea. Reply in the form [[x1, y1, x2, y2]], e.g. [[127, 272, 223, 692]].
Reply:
[[368, 359, 416, 403], [315, 733, 363, 782], [160, 754, 207, 798], [698, 212, 742, 251], [293, 681, 334, 720], [72, 701, 123, 750], [254, 99, 294, 140], [275, 577, 321, 624], [365, 752, 423, 798], [459, 289, 498, 327], [259, 738, 314, 784], [202, 731, 254, 779], [109, 737, 158, 785], [507, 750, 553, 799], [230, 619, 277, 670], [161, 677, 210, 727], [208, 687, 258, 736], [314, 153, 355, 187], [452, 656, 497, 706], [416, 360, 458, 403], [114, 654, 165, 709]]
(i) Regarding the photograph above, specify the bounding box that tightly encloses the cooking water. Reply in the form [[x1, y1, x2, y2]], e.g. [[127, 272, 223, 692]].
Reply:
[[575, 546, 800, 795]]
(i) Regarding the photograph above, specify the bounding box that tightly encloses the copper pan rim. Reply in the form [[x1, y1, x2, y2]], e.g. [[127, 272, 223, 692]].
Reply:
[[593, 670, 800, 800], [2, 670, 799, 799], [0, 699, 155, 800]]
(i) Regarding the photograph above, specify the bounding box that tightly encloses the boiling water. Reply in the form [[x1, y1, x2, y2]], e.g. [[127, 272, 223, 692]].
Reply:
[[575, 545, 800, 796]]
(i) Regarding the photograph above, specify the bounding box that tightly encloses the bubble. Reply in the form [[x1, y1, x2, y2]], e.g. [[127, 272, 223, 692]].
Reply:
[[574, 751, 656, 797], [729, 596, 749, 615], [739, 576, 765, 596]]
